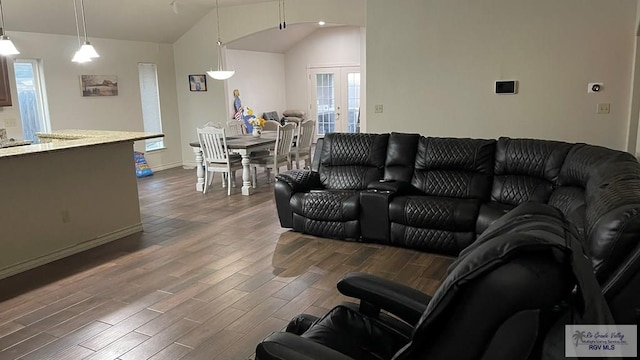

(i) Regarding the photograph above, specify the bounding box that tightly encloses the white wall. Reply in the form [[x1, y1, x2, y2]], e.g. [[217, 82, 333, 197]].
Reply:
[[285, 26, 362, 115], [173, 0, 366, 166], [367, 0, 637, 151], [0, 31, 181, 170], [227, 50, 286, 118]]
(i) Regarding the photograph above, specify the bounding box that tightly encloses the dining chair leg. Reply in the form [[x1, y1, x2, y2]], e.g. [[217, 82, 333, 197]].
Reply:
[[204, 170, 212, 194], [266, 168, 272, 183], [227, 171, 232, 196], [231, 172, 237, 187], [252, 166, 257, 188]]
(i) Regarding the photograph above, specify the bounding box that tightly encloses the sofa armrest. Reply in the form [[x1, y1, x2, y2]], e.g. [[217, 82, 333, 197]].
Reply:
[[367, 179, 413, 194], [337, 272, 431, 326], [276, 170, 323, 192], [256, 332, 355, 360]]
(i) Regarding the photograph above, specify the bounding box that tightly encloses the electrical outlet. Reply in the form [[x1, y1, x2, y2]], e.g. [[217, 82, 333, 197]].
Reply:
[[374, 105, 384, 113], [597, 103, 610, 114], [4, 118, 17, 128]]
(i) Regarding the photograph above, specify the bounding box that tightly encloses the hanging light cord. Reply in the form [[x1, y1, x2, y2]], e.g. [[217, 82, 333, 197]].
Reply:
[[215, 0, 222, 44], [73, 0, 82, 47], [278, 0, 286, 30], [282, 0, 286, 29], [80, 0, 89, 42], [215, 0, 224, 71]]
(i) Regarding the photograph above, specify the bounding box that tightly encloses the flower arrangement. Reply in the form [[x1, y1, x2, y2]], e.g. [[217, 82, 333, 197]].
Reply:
[[248, 117, 266, 128]]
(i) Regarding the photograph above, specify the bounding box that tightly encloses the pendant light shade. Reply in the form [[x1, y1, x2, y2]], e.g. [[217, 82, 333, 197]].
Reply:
[[207, 0, 234, 80], [72, 0, 99, 63], [0, 0, 19, 55], [207, 41, 235, 80], [0, 34, 19, 56]]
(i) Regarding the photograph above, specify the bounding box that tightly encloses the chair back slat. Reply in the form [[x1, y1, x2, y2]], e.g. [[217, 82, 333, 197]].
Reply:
[[275, 123, 296, 158], [226, 120, 246, 135], [297, 119, 315, 151], [197, 127, 230, 165]]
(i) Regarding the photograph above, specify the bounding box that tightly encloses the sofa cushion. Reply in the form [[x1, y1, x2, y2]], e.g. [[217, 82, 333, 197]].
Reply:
[[491, 137, 572, 205], [319, 133, 389, 190], [384, 132, 421, 183], [583, 156, 640, 282], [389, 196, 480, 232], [291, 190, 360, 221], [390, 224, 475, 255], [475, 202, 516, 234], [263, 111, 280, 122], [557, 143, 622, 187], [411, 137, 495, 199]]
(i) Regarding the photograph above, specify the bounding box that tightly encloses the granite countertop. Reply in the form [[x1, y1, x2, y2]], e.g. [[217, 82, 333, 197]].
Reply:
[[0, 129, 164, 159], [0, 139, 32, 148]]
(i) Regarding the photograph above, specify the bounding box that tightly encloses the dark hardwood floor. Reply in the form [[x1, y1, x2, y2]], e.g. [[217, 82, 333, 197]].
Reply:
[[0, 167, 453, 359]]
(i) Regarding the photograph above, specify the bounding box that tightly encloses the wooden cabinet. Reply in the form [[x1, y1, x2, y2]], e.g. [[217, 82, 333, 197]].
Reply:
[[0, 57, 12, 107]]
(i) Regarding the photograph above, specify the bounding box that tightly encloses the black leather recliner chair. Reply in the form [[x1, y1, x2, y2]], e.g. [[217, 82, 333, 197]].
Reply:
[[256, 203, 609, 360]]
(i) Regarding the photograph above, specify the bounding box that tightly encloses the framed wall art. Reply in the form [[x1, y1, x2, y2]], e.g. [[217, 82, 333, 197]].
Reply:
[[189, 74, 207, 92], [81, 75, 118, 97]]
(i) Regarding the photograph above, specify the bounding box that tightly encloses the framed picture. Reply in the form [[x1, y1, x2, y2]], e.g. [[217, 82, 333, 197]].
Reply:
[[189, 74, 207, 92], [80, 75, 118, 97]]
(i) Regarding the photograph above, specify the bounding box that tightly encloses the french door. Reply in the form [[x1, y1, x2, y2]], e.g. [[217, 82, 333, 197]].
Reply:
[[308, 66, 360, 139]]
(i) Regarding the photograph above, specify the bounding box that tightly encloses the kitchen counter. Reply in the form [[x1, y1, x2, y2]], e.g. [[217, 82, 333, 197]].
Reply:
[[0, 129, 163, 158], [0, 129, 164, 280], [0, 139, 32, 148]]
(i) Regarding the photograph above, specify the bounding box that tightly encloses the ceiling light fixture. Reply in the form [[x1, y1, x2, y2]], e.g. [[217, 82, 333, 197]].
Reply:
[[318, 21, 325, 26], [74, 0, 99, 61], [72, 0, 91, 63], [0, 0, 19, 56], [206, 0, 234, 80]]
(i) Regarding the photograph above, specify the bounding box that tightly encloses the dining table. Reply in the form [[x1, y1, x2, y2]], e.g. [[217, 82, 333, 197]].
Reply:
[[189, 132, 277, 195]]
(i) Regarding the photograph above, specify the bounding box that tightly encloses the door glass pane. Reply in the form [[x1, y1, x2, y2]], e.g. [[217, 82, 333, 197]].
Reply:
[[14, 60, 48, 142], [316, 73, 335, 135], [347, 72, 360, 133]]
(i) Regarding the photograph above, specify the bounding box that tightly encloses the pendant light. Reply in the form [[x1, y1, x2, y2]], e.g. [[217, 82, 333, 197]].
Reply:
[[74, 0, 99, 61], [0, 0, 19, 56], [206, 0, 234, 80], [72, 0, 91, 63]]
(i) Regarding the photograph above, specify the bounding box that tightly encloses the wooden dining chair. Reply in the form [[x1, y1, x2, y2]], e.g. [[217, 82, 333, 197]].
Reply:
[[262, 120, 281, 131], [197, 126, 243, 195], [226, 120, 247, 136], [250, 122, 296, 186], [291, 119, 315, 169]]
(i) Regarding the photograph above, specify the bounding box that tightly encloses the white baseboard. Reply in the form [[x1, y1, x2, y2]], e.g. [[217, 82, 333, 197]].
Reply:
[[151, 162, 183, 172], [0, 223, 143, 280]]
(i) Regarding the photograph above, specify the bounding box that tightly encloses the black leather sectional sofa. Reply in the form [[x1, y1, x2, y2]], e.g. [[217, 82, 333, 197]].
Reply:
[[274, 132, 640, 323]]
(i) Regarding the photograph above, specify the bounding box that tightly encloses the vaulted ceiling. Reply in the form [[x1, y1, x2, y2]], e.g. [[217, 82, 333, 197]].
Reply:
[[3, 0, 274, 44]]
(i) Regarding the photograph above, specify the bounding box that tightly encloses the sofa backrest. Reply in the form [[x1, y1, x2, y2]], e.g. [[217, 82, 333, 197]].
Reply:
[[411, 137, 496, 199], [383, 132, 421, 182], [492, 137, 572, 205], [318, 133, 389, 190]]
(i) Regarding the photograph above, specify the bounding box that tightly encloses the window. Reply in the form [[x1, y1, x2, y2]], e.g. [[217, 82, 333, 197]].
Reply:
[[138, 63, 164, 151], [13, 59, 50, 142]]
